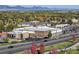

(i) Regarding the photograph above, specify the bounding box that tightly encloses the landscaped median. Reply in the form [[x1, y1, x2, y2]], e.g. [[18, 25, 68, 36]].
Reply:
[[59, 44, 79, 54], [0, 38, 31, 46], [59, 49, 79, 54], [45, 38, 79, 53], [63, 45, 79, 54], [45, 41, 73, 52]]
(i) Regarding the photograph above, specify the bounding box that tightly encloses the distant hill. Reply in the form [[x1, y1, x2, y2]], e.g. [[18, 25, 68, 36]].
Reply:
[[0, 5, 49, 10], [0, 5, 79, 11]]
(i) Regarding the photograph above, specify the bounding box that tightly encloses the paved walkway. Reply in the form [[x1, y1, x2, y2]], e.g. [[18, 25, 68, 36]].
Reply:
[[66, 42, 79, 50]]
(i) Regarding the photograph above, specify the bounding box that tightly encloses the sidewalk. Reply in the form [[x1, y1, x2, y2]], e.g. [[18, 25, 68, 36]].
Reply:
[[66, 42, 79, 50]]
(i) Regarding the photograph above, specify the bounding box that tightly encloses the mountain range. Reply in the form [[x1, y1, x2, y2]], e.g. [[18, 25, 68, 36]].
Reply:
[[0, 5, 50, 10], [0, 5, 79, 11]]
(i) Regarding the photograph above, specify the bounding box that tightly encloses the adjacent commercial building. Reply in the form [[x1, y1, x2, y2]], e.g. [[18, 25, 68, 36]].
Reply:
[[18, 21, 40, 27], [55, 24, 71, 33], [7, 31, 29, 40], [0, 32, 7, 39]]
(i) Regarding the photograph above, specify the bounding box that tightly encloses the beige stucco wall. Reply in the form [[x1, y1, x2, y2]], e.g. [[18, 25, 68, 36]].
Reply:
[[15, 32, 29, 39], [23, 32, 29, 39], [15, 34, 21, 39]]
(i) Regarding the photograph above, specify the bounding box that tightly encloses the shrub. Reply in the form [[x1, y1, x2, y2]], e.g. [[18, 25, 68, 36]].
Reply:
[[3, 38, 9, 43], [11, 41, 18, 44]]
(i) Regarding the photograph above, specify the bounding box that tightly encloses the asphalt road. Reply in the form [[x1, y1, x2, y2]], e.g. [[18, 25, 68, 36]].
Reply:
[[0, 33, 79, 54]]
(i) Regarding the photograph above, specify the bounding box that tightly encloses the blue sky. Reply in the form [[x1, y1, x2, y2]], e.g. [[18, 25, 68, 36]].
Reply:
[[41, 5, 79, 9], [23, 5, 79, 9]]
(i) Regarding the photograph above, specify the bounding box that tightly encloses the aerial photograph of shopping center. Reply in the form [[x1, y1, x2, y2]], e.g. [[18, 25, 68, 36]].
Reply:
[[0, 5, 79, 54]]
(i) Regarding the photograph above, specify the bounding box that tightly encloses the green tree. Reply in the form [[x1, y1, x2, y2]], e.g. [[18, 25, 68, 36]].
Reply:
[[0, 20, 4, 32], [48, 31, 52, 38], [6, 23, 16, 31]]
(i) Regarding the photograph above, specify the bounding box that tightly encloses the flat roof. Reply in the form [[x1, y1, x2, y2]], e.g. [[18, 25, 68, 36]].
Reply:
[[56, 24, 70, 27], [7, 30, 35, 34], [7, 31, 29, 34], [26, 26, 51, 31], [13, 26, 62, 32]]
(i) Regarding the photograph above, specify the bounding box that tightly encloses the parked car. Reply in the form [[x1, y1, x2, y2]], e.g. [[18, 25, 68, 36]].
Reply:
[[43, 40, 48, 42], [8, 46, 14, 49], [0, 42, 6, 44], [43, 37, 48, 39]]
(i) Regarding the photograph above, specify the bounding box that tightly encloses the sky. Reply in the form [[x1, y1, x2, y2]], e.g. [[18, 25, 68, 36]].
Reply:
[[7, 5, 79, 9], [41, 5, 79, 9], [10, 5, 79, 9]]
